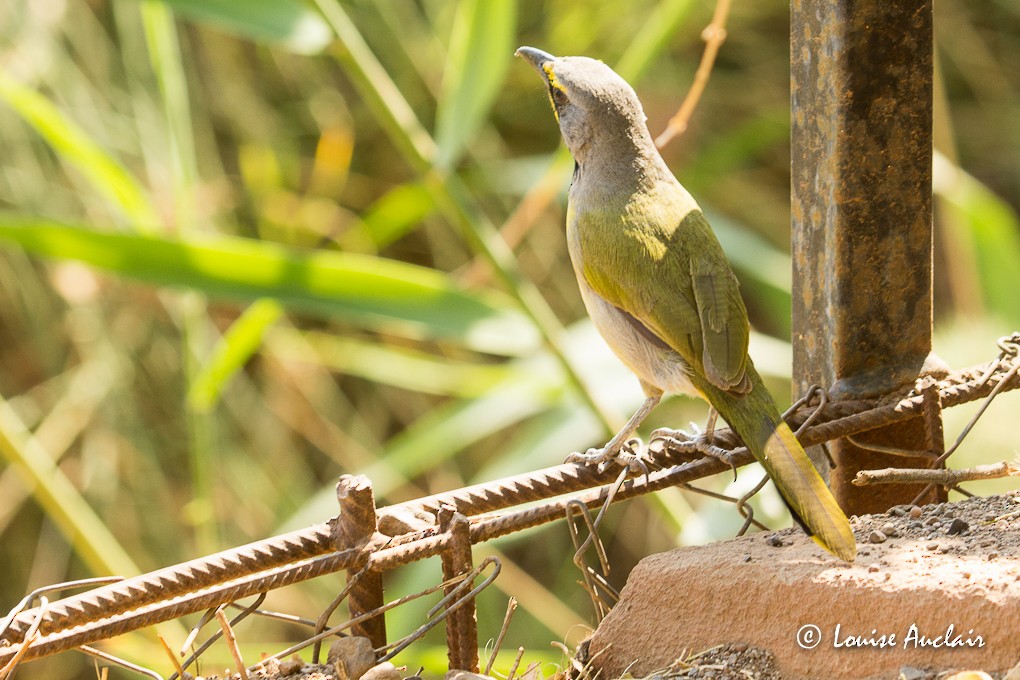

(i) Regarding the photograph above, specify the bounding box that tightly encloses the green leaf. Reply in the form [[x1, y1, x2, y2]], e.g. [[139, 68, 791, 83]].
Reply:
[[0, 217, 540, 355], [433, 0, 516, 170], [188, 299, 284, 411], [154, 0, 332, 54], [0, 73, 158, 227]]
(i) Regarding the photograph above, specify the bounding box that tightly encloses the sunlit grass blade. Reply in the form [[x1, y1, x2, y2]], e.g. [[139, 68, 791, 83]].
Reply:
[[0, 391, 141, 577], [266, 327, 510, 398], [433, 0, 516, 171], [188, 298, 285, 412], [345, 183, 437, 251], [159, 0, 331, 54], [0, 73, 158, 227], [0, 217, 540, 355]]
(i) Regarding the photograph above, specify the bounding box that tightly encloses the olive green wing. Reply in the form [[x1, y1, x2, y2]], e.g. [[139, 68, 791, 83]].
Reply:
[[575, 198, 749, 392]]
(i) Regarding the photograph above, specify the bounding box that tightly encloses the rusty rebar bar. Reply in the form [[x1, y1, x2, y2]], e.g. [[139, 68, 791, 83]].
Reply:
[[336, 474, 386, 649], [439, 506, 479, 672], [1, 354, 1017, 669]]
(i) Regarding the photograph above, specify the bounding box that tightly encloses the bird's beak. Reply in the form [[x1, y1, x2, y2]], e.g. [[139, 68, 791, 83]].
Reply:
[[515, 46, 556, 80]]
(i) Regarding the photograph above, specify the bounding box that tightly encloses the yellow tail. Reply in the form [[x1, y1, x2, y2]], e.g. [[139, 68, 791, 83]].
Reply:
[[699, 365, 857, 562]]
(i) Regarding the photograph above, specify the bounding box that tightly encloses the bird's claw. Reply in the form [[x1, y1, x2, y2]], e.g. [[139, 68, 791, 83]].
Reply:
[[566, 437, 650, 480], [649, 427, 737, 480]]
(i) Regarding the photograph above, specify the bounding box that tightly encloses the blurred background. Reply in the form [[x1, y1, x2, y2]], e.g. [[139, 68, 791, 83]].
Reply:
[[1, 0, 1018, 677]]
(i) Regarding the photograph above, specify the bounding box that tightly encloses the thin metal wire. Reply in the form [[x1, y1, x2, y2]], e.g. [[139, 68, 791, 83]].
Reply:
[[170, 593, 267, 680], [910, 335, 1020, 504], [378, 557, 500, 663], [734, 475, 771, 537], [251, 570, 479, 669], [0, 596, 46, 680], [566, 468, 628, 621], [677, 484, 770, 532], [311, 559, 373, 663], [76, 646, 163, 680]]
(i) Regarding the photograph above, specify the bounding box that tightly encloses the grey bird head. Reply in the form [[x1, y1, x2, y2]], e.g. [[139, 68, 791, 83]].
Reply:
[[515, 46, 649, 163]]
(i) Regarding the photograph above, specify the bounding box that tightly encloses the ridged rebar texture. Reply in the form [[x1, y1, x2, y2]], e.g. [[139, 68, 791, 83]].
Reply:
[[1, 354, 1017, 669], [439, 508, 479, 672], [1, 522, 334, 645], [336, 474, 386, 648]]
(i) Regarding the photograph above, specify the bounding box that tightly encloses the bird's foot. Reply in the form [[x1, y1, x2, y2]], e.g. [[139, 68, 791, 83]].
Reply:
[[566, 437, 650, 478], [650, 425, 737, 479]]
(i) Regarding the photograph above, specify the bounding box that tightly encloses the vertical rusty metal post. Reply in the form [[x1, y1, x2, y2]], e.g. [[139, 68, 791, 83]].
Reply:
[[438, 504, 479, 672], [791, 0, 946, 514], [335, 474, 387, 649]]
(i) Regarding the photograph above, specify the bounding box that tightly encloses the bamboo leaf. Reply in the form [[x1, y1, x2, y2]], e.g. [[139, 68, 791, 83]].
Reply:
[[433, 0, 516, 170], [0, 218, 540, 355]]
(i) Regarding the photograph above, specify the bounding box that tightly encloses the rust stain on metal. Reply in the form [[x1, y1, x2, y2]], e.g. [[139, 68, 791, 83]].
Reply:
[[336, 474, 387, 649]]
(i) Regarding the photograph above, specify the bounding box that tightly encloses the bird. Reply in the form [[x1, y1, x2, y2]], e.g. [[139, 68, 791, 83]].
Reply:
[[515, 46, 856, 562]]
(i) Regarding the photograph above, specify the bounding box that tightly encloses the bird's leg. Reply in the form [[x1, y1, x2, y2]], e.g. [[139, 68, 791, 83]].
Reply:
[[566, 392, 661, 474], [703, 407, 718, 443]]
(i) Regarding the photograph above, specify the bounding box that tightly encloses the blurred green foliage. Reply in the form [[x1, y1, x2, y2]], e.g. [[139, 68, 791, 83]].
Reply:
[[0, 1, 1018, 678]]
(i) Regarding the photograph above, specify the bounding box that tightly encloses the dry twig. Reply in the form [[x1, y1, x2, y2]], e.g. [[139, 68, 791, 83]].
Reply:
[[854, 461, 1020, 487], [216, 609, 249, 680], [655, 0, 733, 148]]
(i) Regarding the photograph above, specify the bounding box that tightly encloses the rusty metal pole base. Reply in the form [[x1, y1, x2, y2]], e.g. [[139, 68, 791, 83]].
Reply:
[[439, 505, 480, 673], [336, 474, 387, 649]]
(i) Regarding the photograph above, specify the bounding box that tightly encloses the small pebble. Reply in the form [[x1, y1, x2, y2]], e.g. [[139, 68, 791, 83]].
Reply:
[[924, 516, 940, 526], [983, 512, 998, 522], [889, 506, 906, 517], [868, 565, 880, 573], [868, 530, 887, 544], [743, 554, 753, 563], [909, 506, 923, 519], [279, 657, 304, 676], [731, 642, 749, 652], [926, 542, 939, 551], [947, 518, 969, 535], [330, 636, 376, 680], [979, 539, 996, 548], [364, 663, 402, 680], [988, 552, 999, 560], [881, 522, 898, 537], [766, 535, 785, 548]]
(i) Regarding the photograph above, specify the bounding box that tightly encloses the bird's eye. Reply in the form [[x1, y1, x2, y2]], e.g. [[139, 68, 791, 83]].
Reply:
[[550, 86, 569, 107]]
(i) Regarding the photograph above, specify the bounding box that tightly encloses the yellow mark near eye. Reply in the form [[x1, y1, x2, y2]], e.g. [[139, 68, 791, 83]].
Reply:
[[543, 63, 564, 93], [542, 63, 565, 121]]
